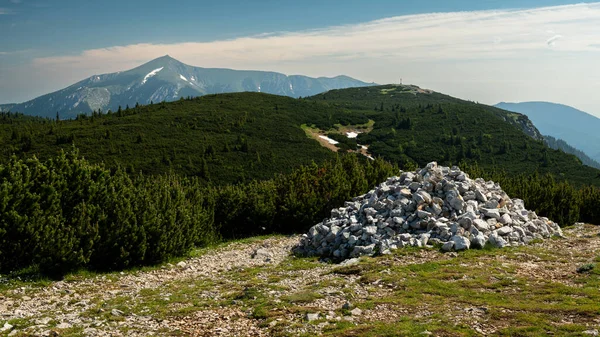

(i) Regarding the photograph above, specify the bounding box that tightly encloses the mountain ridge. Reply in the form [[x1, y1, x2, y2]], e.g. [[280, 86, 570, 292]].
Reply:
[[495, 101, 600, 163], [6, 55, 374, 119]]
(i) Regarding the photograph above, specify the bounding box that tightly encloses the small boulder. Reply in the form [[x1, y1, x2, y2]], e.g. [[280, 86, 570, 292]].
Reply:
[[452, 235, 471, 251], [1, 323, 13, 332], [305, 313, 320, 322], [442, 241, 455, 252], [252, 248, 273, 262], [350, 308, 363, 316]]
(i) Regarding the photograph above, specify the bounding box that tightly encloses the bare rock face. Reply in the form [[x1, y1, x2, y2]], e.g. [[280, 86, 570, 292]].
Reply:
[[294, 162, 563, 259]]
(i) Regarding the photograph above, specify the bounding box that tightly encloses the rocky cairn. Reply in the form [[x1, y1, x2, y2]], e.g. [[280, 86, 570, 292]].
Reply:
[[295, 162, 563, 259]]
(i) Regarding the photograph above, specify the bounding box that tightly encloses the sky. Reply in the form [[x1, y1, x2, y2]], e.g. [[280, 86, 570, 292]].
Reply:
[[1, 0, 599, 116]]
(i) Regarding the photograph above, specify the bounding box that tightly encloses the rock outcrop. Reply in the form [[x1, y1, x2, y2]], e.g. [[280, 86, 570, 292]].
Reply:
[[295, 162, 563, 259]]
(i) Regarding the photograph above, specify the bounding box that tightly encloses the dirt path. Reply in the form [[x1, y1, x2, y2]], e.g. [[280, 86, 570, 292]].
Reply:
[[1, 237, 298, 336]]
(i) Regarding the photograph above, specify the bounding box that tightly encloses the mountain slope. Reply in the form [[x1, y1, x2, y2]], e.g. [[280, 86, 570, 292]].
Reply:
[[2, 86, 600, 188], [495, 102, 600, 163], [544, 135, 600, 169], [0, 103, 15, 112], [307, 85, 600, 186], [0, 93, 358, 184], [6, 55, 374, 119]]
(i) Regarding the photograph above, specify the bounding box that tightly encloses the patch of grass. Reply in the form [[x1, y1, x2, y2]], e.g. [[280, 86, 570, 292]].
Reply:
[[0, 267, 53, 292], [322, 315, 476, 336], [283, 291, 323, 304], [577, 263, 596, 273], [252, 305, 269, 319], [277, 256, 322, 272]]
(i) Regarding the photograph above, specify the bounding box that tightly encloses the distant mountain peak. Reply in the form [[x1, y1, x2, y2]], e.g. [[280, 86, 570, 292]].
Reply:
[[6, 57, 373, 119]]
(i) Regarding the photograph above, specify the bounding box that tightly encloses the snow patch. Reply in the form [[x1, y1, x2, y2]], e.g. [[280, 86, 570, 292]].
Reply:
[[179, 74, 188, 82], [346, 131, 361, 138], [190, 76, 196, 82], [258, 85, 261, 92], [319, 135, 339, 145], [289, 83, 293, 91], [142, 67, 164, 84]]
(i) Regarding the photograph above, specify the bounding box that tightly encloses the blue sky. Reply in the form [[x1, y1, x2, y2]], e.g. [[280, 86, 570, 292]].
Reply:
[[0, 0, 578, 53], [1, 0, 599, 115]]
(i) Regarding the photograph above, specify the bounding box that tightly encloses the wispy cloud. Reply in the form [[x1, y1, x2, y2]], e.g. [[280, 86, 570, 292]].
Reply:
[[547, 35, 563, 47], [9, 0, 22, 4], [34, 2, 600, 73]]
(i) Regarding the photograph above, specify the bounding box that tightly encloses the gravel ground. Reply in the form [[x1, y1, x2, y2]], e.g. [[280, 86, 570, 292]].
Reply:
[[1, 225, 599, 336]]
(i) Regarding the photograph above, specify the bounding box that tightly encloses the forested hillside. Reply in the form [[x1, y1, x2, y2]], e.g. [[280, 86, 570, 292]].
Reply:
[[0, 93, 365, 185], [308, 85, 600, 187], [2, 86, 600, 187]]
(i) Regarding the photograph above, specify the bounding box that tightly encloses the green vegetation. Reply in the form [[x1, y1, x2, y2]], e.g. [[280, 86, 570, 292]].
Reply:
[[0, 93, 367, 185], [577, 263, 596, 273], [308, 85, 600, 187], [0, 150, 396, 276], [1, 86, 600, 277]]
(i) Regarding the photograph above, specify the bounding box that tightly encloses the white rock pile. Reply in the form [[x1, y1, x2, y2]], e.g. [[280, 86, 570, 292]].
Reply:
[[294, 162, 563, 259]]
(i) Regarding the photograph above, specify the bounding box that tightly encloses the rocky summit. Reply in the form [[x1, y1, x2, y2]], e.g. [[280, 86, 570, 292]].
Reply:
[[295, 162, 564, 259]]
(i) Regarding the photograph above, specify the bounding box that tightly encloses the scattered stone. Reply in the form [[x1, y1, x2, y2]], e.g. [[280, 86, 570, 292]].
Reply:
[[350, 308, 363, 316], [339, 258, 360, 266], [83, 328, 99, 335], [176, 261, 187, 268], [294, 162, 563, 259], [56, 322, 72, 329], [305, 313, 320, 322], [111, 309, 124, 316], [251, 248, 273, 262], [1, 323, 13, 332], [583, 330, 599, 336]]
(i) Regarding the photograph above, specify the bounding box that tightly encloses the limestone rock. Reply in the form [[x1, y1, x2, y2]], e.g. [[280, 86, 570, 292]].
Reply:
[[305, 313, 320, 322], [294, 162, 563, 260]]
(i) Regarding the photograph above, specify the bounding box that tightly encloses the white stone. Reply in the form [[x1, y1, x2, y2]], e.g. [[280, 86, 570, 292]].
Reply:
[[452, 235, 471, 251]]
